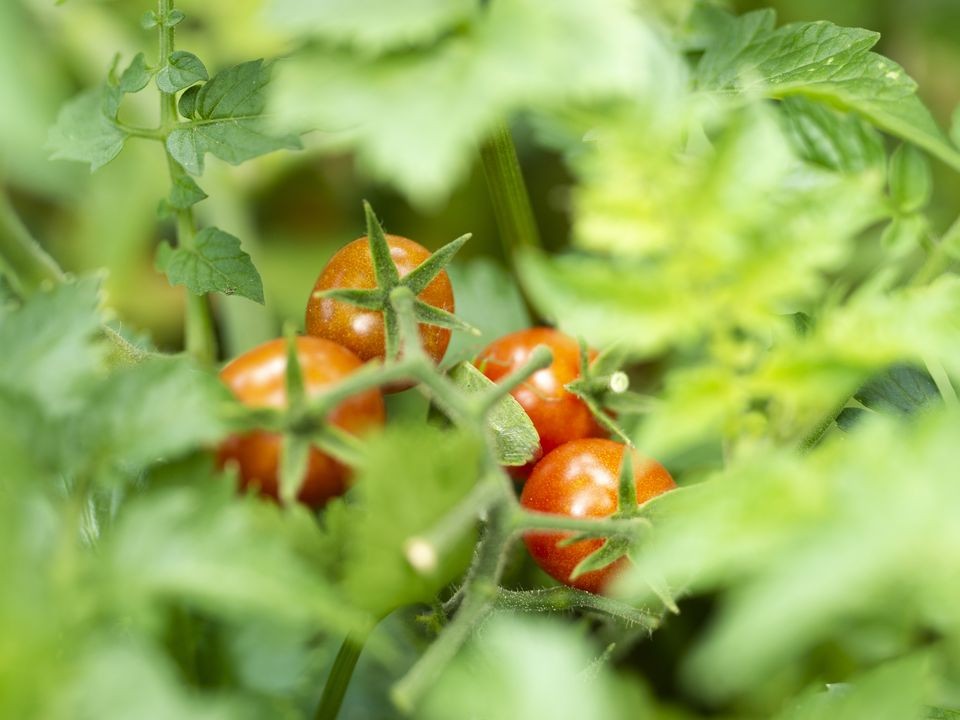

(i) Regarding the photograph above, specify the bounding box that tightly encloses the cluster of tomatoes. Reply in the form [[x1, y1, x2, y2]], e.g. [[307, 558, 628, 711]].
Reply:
[[216, 231, 674, 595]]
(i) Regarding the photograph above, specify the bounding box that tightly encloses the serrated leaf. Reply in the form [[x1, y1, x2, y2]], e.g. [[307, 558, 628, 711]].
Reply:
[[889, 144, 932, 214], [77, 356, 230, 472], [118, 52, 151, 93], [0, 277, 104, 415], [447, 361, 539, 466], [47, 87, 127, 171], [166, 59, 301, 175], [168, 173, 208, 209], [156, 51, 208, 94], [698, 11, 960, 174], [156, 227, 264, 303]]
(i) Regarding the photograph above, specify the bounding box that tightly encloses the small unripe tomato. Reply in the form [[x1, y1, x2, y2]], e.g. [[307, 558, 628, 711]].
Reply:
[[217, 336, 385, 507], [305, 234, 454, 365], [520, 438, 675, 594], [475, 328, 606, 472]]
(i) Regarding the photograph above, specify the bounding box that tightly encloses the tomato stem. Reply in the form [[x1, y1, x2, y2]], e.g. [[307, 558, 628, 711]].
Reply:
[[314, 630, 368, 720], [496, 587, 661, 631], [479, 121, 543, 262], [0, 190, 64, 296], [392, 504, 510, 712], [158, 0, 218, 365]]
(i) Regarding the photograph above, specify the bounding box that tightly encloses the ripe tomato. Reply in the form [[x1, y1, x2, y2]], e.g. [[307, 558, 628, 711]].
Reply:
[[520, 438, 675, 594], [475, 328, 605, 470], [305, 234, 454, 365], [217, 336, 385, 507]]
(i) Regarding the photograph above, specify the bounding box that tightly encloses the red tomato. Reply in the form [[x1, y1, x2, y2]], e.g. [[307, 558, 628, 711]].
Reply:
[[217, 336, 385, 507], [475, 328, 606, 471], [305, 234, 454, 366], [520, 438, 675, 594]]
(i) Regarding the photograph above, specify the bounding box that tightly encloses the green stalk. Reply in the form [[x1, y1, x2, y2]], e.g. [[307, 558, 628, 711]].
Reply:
[[0, 190, 64, 295], [479, 121, 542, 261], [158, 0, 217, 364], [314, 631, 368, 720]]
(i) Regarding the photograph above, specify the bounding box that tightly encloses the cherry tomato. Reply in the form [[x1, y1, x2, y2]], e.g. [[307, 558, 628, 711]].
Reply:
[[475, 328, 605, 470], [217, 336, 385, 507], [305, 234, 454, 366], [520, 438, 675, 594]]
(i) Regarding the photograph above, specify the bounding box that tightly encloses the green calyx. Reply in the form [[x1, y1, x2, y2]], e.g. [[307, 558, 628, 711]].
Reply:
[[313, 201, 479, 360]]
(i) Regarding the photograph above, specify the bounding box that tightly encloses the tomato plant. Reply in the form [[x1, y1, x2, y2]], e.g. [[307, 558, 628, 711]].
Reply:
[[520, 438, 675, 593], [476, 328, 605, 466], [217, 336, 385, 507], [306, 234, 455, 365], [6, 0, 960, 718]]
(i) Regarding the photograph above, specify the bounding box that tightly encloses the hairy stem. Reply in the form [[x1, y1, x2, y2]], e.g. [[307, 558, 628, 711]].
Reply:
[[158, 0, 217, 364], [496, 588, 661, 631], [0, 190, 64, 295], [392, 504, 511, 712]]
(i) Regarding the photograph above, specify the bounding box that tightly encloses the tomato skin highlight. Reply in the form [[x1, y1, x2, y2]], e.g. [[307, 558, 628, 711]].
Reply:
[[475, 328, 606, 471], [520, 438, 675, 593], [217, 336, 385, 507], [305, 234, 454, 366]]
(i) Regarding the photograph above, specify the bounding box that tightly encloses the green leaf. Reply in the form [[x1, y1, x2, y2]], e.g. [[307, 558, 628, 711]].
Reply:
[[166, 59, 301, 175], [156, 227, 265, 304], [140, 10, 159, 29], [0, 277, 104, 415], [118, 52, 151, 94], [271, 0, 663, 205], [163, 9, 185, 28], [176, 87, 198, 123], [779, 95, 886, 174], [108, 485, 367, 631], [624, 410, 960, 700], [270, 0, 475, 51], [156, 51, 208, 94], [697, 11, 960, 173], [47, 87, 127, 171], [168, 173, 208, 210], [76, 356, 230, 473], [420, 615, 638, 720], [56, 640, 249, 720], [889, 144, 933, 213], [333, 426, 482, 616], [774, 654, 929, 720], [447, 361, 539, 466], [854, 364, 940, 416]]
